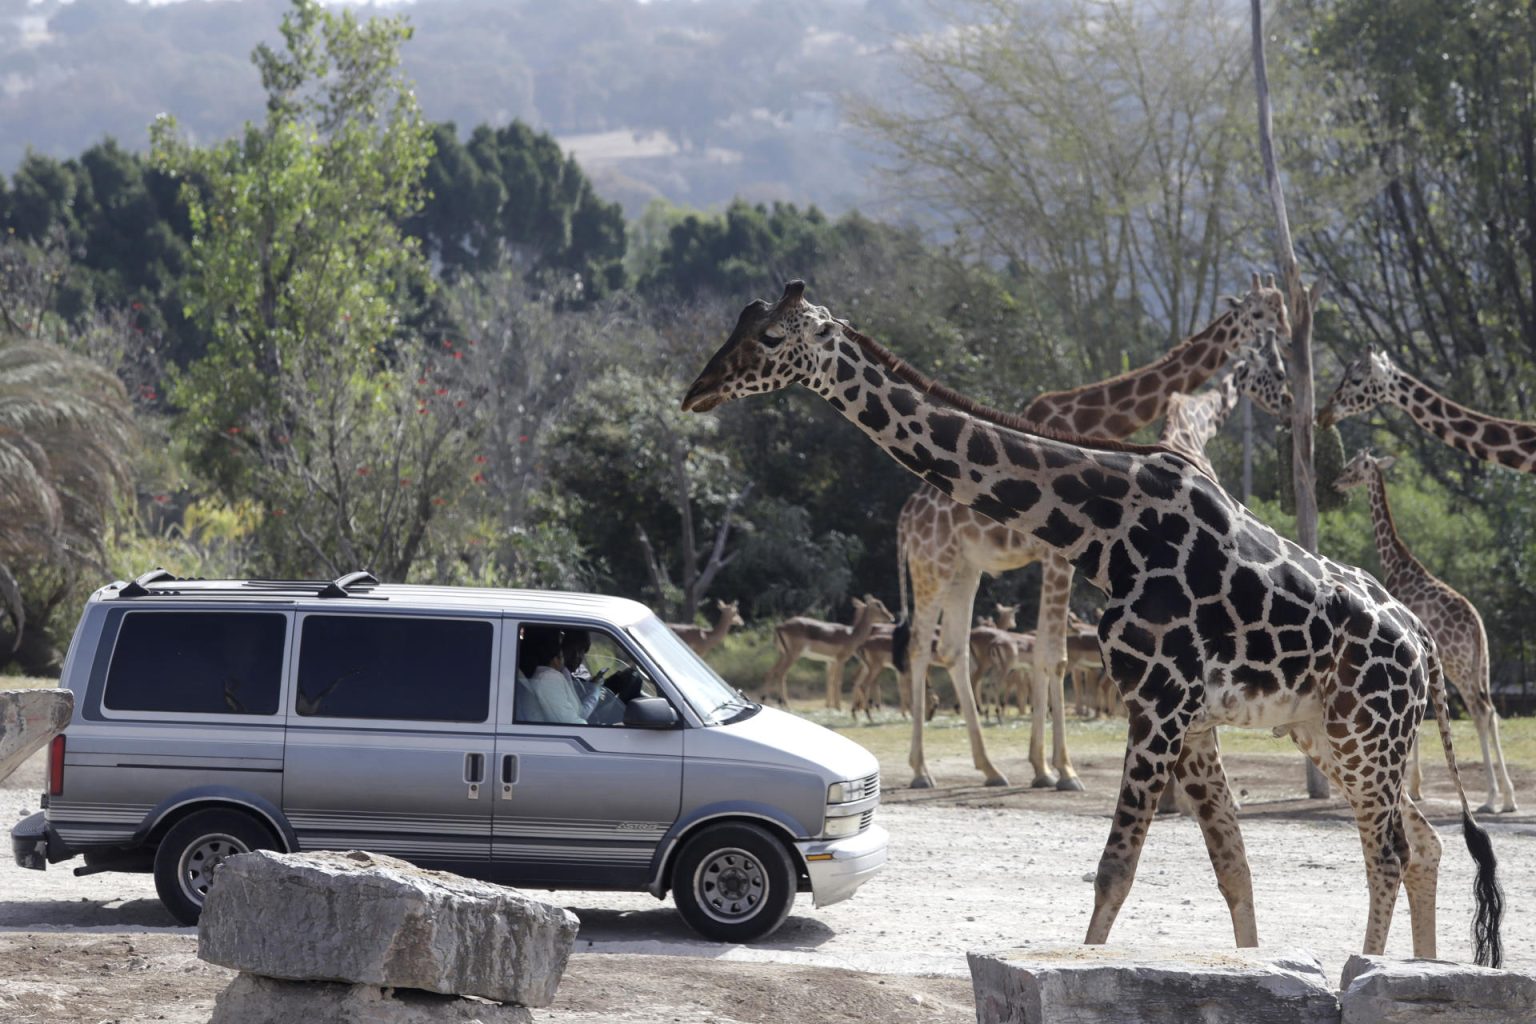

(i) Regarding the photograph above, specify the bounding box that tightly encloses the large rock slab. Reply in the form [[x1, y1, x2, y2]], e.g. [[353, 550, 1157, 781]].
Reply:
[[209, 973, 533, 1024], [0, 689, 72, 786], [1339, 954, 1536, 1023], [968, 946, 1341, 1024], [198, 850, 579, 1007]]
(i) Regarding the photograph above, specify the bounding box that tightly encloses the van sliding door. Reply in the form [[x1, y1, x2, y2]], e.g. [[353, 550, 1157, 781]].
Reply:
[[282, 613, 499, 872]]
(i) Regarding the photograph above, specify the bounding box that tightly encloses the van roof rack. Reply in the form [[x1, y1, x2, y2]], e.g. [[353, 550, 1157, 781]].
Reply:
[[116, 569, 384, 601]]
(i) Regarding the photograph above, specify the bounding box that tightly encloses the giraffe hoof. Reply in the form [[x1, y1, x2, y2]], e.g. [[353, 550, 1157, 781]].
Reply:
[[1477, 801, 1497, 815], [1030, 774, 1058, 789], [1504, 803, 1520, 814], [1055, 776, 1085, 793], [910, 775, 935, 790], [984, 775, 1010, 788]]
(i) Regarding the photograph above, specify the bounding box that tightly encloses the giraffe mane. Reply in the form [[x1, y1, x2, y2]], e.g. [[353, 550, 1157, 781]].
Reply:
[[837, 324, 1179, 459], [1024, 309, 1237, 407]]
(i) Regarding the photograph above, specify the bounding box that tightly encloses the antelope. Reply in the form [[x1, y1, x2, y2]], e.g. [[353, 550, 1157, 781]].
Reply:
[[764, 595, 894, 708], [669, 599, 744, 658]]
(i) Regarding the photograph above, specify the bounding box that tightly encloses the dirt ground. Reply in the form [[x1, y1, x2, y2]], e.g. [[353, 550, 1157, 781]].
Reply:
[[1, 740, 1533, 1024]]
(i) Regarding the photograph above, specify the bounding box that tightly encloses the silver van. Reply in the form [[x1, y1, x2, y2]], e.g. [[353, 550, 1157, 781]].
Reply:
[[11, 571, 886, 942]]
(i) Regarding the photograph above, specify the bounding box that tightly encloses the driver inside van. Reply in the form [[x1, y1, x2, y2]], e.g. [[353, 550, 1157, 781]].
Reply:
[[518, 626, 643, 725]]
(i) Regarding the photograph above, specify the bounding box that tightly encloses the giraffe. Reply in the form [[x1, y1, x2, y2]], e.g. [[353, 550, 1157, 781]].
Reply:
[[891, 276, 1291, 789], [763, 595, 893, 708], [1158, 328, 1293, 480], [668, 599, 744, 657], [1319, 347, 1536, 472], [1335, 450, 1518, 813], [683, 281, 1505, 965]]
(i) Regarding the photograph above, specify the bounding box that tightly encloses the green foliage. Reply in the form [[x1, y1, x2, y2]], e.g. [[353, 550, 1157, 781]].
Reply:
[[150, 0, 478, 581], [410, 121, 627, 298], [634, 199, 837, 301]]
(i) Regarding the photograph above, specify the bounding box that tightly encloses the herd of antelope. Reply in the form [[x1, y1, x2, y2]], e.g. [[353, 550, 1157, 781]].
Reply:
[[668, 596, 1120, 723]]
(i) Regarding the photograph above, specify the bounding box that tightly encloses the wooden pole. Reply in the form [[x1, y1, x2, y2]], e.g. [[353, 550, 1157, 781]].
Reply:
[[1252, 0, 1330, 798]]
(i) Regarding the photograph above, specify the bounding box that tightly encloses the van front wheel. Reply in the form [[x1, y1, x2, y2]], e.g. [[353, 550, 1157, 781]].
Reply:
[[672, 823, 795, 942], [153, 810, 275, 925]]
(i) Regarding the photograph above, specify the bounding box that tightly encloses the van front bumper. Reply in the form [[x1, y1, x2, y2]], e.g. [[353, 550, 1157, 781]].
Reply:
[[796, 823, 888, 908]]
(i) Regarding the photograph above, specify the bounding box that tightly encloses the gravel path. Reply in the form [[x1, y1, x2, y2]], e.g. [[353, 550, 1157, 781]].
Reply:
[[1, 747, 1533, 1022]]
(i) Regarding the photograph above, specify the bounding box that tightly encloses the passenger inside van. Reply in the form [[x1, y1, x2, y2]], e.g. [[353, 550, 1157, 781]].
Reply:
[[517, 626, 587, 723]]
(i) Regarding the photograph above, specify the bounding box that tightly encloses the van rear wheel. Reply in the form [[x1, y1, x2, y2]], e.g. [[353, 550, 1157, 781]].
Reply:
[[672, 822, 795, 943], [153, 810, 275, 925]]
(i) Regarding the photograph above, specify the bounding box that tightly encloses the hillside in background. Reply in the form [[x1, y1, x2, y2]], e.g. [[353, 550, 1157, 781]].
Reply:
[[0, 0, 931, 216]]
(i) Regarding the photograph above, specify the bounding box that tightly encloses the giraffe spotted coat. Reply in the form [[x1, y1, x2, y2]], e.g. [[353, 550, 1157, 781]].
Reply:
[[682, 281, 1503, 965]]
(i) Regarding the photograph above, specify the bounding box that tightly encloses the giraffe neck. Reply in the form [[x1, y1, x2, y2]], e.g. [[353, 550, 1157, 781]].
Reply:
[[1387, 369, 1536, 473], [1022, 309, 1242, 438], [1362, 465, 1420, 589], [814, 329, 1176, 589], [1158, 376, 1239, 479]]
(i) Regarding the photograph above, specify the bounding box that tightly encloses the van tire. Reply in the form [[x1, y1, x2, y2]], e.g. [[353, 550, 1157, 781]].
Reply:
[[672, 822, 795, 943], [153, 809, 275, 925]]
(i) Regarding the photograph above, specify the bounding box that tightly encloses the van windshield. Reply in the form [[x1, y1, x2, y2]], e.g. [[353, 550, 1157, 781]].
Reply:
[[629, 616, 757, 725]]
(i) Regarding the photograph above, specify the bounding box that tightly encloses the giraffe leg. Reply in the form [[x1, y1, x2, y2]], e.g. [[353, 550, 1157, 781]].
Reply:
[[1173, 728, 1256, 945], [1084, 667, 1193, 944], [1399, 794, 1443, 959], [1407, 732, 1423, 803], [1033, 554, 1080, 790], [903, 599, 945, 789], [1290, 717, 1412, 957], [934, 575, 1008, 787], [1484, 709, 1518, 812]]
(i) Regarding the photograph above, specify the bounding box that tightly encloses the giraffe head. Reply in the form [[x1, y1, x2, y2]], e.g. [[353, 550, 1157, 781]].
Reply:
[[1218, 273, 1291, 354], [1229, 328, 1293, 418], [1318, 348, 1397, 427], [1334, 449, 1398, 492], [682, 280, 839, 412]]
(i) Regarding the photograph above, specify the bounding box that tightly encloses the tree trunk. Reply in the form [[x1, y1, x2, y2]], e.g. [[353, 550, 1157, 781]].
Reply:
[[1252, 0, 1329, 799]]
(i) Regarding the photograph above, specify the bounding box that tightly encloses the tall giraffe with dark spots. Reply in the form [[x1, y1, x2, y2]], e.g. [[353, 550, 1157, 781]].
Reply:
[[683, 281, 1505, 965], [1320, 347, 1536, 472], [892, 277, 1290, 790]]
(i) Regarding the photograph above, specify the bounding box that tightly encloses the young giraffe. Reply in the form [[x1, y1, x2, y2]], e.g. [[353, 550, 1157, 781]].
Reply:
[[892, 277, 1291, 789], [1335, 450, 1518, 813], [1319, 347, 1536, 471], [1158, 329, 1293, 479], [683, 281, 1504, 964]]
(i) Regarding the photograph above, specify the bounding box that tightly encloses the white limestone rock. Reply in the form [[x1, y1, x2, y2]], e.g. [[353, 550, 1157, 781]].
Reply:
[[1339, 954, 1536, 1024], [0, 689, 72, 786], [198, 850, 579, 1007], [208, 973, 534, 1024], [968, 945, 1341, 1024]]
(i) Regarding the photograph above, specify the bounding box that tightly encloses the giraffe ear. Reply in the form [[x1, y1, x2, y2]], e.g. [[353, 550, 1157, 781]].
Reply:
[[1377, 455, 1398, 473]]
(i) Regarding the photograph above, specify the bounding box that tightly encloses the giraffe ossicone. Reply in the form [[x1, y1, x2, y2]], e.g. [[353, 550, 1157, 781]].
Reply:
[[683, 280, 1506, 965]]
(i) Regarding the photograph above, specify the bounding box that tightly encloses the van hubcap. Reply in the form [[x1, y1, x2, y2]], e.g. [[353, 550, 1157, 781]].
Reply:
[[179, 833, 248, 904], [695, 847, 766, 922]]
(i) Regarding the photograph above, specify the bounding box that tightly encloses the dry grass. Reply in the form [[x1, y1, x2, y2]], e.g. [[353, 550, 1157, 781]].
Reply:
[[0, 675, 62, 691]]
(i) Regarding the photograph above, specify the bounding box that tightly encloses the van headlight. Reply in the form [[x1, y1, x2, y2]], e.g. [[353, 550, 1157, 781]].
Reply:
[[822, 812, 863, 838], [828, 774, 878, 804]]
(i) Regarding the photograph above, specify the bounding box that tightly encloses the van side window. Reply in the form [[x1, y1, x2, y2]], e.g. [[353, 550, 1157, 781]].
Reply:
[[104, 612, 286, 715], [297, 615, 492, 722]]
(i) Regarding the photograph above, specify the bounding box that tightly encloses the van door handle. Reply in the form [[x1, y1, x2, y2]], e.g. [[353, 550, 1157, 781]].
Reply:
[[501, 754, 518, 798], [464, 752, 484, 800]]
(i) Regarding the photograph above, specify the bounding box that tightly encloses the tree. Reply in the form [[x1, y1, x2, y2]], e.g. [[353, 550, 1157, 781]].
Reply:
[[410, 121, 627, 298], [0, 229, 135, 671], [151, 0, 473, 581], [851, 0, 1258, 370]]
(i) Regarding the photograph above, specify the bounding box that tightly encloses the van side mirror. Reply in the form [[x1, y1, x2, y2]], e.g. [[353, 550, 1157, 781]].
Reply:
[[623, 697, 679, 729]]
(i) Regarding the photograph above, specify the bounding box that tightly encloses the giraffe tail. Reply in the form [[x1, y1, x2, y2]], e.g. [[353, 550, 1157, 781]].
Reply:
[[891, 514, 914, 675], [1429, 649, 1504, 967]]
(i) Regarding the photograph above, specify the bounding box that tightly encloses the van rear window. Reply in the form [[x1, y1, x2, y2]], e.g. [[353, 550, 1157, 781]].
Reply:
[[104, 612, 286, 715], [296, 615, 492, 722]]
